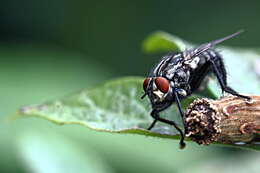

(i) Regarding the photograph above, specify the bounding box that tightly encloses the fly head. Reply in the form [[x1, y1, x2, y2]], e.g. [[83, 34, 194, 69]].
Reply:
[[142, 77, 173, 108], [142, 76, 189, 109]]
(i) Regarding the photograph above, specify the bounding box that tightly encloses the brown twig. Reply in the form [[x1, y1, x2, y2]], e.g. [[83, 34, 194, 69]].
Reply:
[[184, 95, 260, 145]]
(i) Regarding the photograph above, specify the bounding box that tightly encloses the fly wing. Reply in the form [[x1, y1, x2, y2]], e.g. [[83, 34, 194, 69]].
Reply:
[[183, 30, 244, 59]]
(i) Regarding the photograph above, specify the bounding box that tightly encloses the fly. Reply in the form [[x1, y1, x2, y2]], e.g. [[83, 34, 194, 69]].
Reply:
[[141, 30, 251, 148]]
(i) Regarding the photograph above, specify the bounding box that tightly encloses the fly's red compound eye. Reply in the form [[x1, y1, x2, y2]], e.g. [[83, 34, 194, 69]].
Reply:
[[155, 77, 169, 93], [143, 78, 151, 91]]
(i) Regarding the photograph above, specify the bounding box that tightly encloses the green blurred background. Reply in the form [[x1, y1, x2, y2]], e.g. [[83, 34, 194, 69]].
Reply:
[[1, 0, 260, 172]]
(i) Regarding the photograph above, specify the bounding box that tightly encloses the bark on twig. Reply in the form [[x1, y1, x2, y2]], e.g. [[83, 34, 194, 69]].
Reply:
[[185, 95, 260, 145]]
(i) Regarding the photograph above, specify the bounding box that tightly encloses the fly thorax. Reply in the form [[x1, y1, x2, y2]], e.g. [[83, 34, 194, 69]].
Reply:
[[173, 69, 189, 85], [184, 56, 200, 69], [164, 62, 182, 79]]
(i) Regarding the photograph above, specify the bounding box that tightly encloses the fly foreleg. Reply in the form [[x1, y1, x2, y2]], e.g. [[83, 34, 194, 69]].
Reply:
[[149, 109, 186, 149]]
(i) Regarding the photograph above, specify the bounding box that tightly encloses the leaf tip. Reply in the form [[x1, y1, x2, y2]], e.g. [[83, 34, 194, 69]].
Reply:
[[142, 30, 186, 54]]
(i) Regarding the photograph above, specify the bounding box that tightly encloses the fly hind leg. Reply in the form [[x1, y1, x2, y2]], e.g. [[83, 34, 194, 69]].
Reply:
[[209, 53, 250, 100]]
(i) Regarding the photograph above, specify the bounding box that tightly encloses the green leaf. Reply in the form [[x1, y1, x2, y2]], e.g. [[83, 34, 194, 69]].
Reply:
[[14, 77, 196, 142], [14, 32, 260, 151], [142, 31, 186, 53]]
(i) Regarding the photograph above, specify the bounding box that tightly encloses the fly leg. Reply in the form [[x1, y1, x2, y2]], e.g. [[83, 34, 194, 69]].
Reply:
[[173, 89, 187, 134], [150, 109, 186, 149], [147, 119, 158, 130], [147, 91, 186, 148], [147, 101, 172, 131], [210, 55, 250, 100]]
